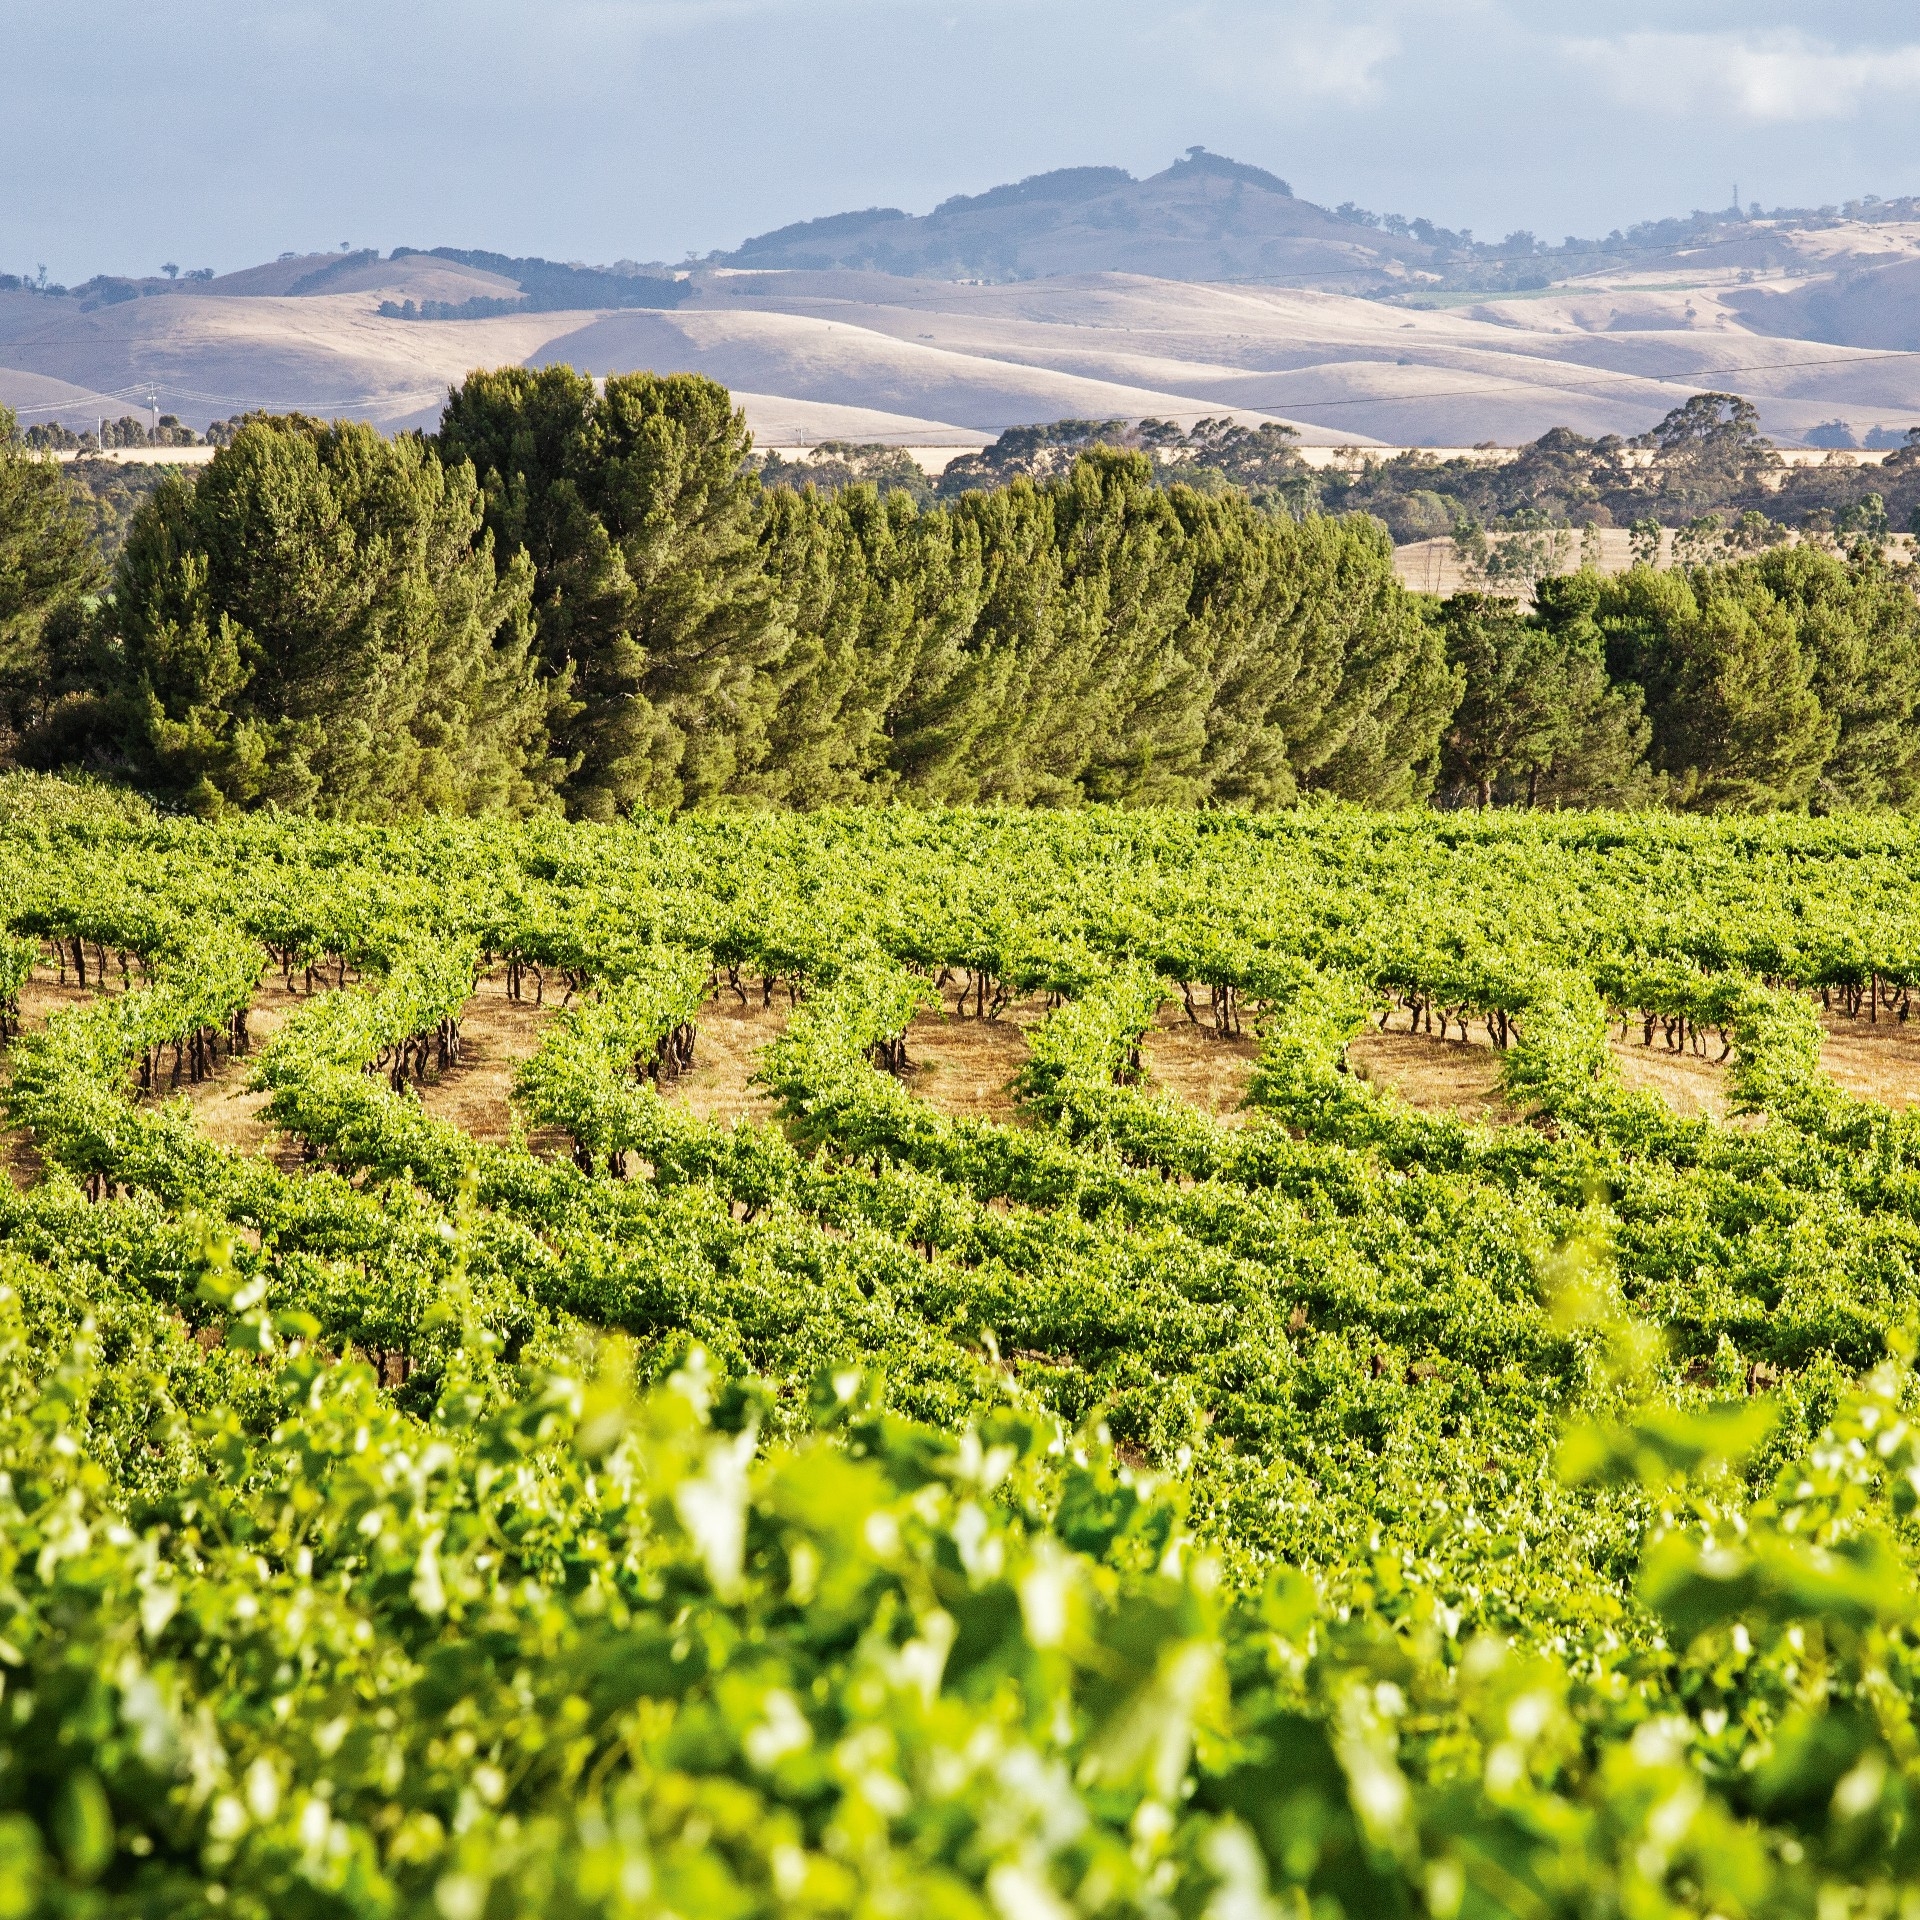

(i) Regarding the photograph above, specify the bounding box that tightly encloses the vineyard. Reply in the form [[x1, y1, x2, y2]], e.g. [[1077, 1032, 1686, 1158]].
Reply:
[[5, 777, 1920, 1913]]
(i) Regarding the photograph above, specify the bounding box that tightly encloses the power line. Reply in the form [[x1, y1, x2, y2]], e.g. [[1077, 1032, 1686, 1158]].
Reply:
[[6, 382, 446, 418], [97, 381, 448, 411]]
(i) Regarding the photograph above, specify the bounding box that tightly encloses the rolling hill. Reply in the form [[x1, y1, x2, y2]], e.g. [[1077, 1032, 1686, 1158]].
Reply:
[[6, 159, 1920, 452]]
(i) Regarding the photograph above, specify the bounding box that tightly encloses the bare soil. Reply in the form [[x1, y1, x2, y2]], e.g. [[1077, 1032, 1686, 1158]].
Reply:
[[1141, 1002, 1261, 1124], [1816, 1009, 1920, 1111], [17, 963, 99, 1028], [416, 969, 559, 1148], [1347, 1029, 1516, 1122], [663, 993, 788, 1127], [1610, 1034, 1732, 1121], [901, 1001, 1043, 1125], [171, 981, 303, 1163]]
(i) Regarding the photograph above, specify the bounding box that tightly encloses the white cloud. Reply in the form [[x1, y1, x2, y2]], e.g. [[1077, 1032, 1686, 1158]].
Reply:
[[1565, 28, 1920, 121], [1153, 1, 1454, 105]]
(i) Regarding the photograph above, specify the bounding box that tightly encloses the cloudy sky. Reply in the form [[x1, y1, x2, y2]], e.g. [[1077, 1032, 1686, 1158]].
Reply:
[[7, 0, 1920, 281]]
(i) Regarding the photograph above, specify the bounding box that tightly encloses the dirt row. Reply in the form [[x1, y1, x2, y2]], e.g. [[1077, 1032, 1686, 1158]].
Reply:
[[1350, 1004, 1920, 1123], [7, 958, 1920, 1190]]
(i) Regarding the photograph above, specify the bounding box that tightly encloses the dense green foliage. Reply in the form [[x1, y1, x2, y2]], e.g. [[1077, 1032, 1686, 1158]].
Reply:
[[30, 418, 559, 817], [1311, 395, 1920, 547], [436, 372, 1454, 813], [2, 784, 1920, 1910], [0, 414, 101, 750], [9, 381, 1920, 820], [1434, 588, 1651, 809], [438, 367, 783, 817], [1584, 549, 1920, 810]]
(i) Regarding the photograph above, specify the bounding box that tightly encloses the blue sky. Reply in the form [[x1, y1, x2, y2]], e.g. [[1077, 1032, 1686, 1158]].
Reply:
[[7, 1, 1920, 281]]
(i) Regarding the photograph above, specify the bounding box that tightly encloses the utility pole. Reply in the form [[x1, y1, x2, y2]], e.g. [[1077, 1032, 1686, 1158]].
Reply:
[[146, 391, 159, 441]]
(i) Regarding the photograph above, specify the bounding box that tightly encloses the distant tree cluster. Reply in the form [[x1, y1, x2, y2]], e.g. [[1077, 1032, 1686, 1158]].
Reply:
[[3, 380, 1920, 819], [1, 270, 212, 305], [908, 398, 1920, 549], [378, 296, 527, 322], [55, 460, 176, 567], [1310, 394, 1920, 548], [752, 443, 934, 506], [1350, 194, 1920, 295], [380, 248, 690, 316], [934, 416, 1312, 507], [1434, 549, 1920, 811], [25, 415, 205, 455]]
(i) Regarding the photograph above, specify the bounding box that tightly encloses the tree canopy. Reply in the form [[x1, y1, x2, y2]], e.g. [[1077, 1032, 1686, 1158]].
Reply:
[[0, 409, 101, 750], [6, 372, 1920, 820], [39, 416, 557, 818]]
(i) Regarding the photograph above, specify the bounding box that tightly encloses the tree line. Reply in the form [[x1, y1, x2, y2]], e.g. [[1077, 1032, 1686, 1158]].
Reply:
[[785, 395, 1920, 561], [1432, 552, 1920, 811], [1, 374, 1917, 818], [1322, 393, 1920, 550]]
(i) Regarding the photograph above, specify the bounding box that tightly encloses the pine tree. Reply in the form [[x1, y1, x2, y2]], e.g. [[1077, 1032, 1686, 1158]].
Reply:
[[870, 508, 991, 798], [0, 409, 101, 744], [1179, 506, 1444, 806], [1529, 574, 1657, 808], [99, 417, 556, 817], [441, 368, 782, 815], [751, 486, 933, 804], [1054, 451, 1205, 804], [1437, 594, 1569, 806], [438, 365, 641, 817], [1296, 517, 1459, 805], [1164, 490, 1300, 805], [1737, 545, 1920, 808], [935, 481, 1077, 804], [577, 372, 784, 807], [1598, 565, 1834, 811]]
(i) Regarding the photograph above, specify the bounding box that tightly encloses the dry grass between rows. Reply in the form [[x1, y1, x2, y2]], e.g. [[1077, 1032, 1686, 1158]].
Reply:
[[1347, 1029, 1516, 1122], [661, 993, 787, 1127], [177, 980, 305, 1165], [1818, 1011, 1920, 1112], [1140, 1002, 1263, 1125], [162, 972, 789, 1166], [1610, 1039, 1732, 1122], [900, 1001, 1043, 1125], [896, 997, 1266, 1130], [415, 969, 559, 1149], [13, 958, 1920, 1186]]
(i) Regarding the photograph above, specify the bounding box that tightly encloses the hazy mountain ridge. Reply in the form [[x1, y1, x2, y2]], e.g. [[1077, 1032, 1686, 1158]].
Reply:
[[719, 151, 1438, 289], [711, 153, 1920, 304], [5, 157, 1920, 452]]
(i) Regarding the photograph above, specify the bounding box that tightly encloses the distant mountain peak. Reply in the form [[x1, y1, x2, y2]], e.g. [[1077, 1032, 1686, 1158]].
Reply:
[[930, 167, 1135, 219], [1169, 148, 1294, 196], [714, 152, 1386, 285]]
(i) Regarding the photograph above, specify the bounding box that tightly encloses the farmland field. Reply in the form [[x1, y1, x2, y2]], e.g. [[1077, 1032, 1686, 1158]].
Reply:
[[8, 777, 1920, 1913]]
